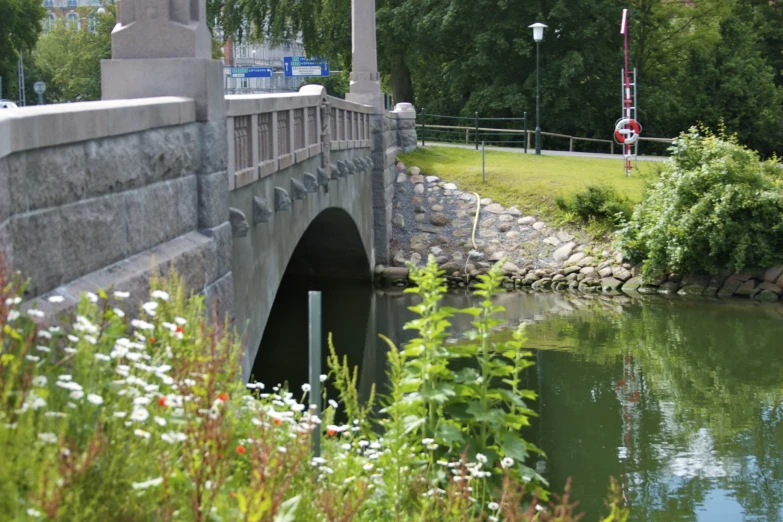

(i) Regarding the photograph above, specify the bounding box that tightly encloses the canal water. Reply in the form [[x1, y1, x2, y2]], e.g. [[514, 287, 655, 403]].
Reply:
[[254, 280, 783, 522]]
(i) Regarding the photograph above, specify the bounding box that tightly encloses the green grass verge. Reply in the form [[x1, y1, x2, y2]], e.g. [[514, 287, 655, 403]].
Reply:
[[398, 146, 657, 222]]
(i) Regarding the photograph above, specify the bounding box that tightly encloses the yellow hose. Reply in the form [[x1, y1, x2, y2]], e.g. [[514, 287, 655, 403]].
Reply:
[[471, 192, 481, 250]]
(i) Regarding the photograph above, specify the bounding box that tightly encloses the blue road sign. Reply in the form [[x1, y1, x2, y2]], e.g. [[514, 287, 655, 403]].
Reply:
[[283, 57, 330, 77], [230, 67, 274, 78]]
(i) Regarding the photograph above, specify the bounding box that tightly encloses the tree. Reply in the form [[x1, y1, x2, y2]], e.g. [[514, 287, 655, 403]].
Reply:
[[0, 0, 46, 99], [30, 7, 114, 103]]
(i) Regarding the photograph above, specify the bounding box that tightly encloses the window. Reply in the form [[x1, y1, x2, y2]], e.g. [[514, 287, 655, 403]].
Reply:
[[43, 13, 55, 33], [43, 0, 53, 6], [66, 12, 79, 29], [88, 15, 97, 32], [67, 0, 77, 6]]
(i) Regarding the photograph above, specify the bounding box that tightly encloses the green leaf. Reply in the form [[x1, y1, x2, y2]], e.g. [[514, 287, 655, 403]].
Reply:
[[435, 422, 465, 446], [453, 367, 480, 384], [503, 433, 529, 461], [274, 495, 301, 522]]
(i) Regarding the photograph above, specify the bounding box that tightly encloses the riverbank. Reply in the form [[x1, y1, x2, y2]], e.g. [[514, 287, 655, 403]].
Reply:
[[376, 161, 783, 304]]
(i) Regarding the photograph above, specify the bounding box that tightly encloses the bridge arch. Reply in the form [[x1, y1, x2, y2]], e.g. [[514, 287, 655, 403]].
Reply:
[[230, 148, 375, 379], [250, 206, 372, 388]]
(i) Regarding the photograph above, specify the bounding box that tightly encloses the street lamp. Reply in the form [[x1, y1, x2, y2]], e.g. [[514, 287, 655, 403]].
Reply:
[[529, 22, 547, 155]]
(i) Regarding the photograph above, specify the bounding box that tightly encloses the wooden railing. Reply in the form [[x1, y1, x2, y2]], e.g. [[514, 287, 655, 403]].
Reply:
[[225, 87, 373, 190], [416, 123, 673, 155]]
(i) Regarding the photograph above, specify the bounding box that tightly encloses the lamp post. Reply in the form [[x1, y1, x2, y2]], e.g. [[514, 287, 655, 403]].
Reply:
[[529, 22, 547, 155]]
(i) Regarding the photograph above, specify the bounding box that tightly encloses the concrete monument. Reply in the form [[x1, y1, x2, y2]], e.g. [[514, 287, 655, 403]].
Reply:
[[101, 0, 224, 121]]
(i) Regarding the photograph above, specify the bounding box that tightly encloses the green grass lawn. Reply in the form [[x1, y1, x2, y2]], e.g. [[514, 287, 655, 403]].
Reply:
[[398, 146, 658, 221]]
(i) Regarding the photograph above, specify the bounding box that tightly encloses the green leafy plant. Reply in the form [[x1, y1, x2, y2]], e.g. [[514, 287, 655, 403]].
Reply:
[[556, 185, 633, 226], [617, 126, 783, 279], [0, 252, 629, 521]]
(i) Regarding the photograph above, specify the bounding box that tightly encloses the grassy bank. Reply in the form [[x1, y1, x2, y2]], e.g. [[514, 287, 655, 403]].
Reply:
[[398, 146, 656, 221]]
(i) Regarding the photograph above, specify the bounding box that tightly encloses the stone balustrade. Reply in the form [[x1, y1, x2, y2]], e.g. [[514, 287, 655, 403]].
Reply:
[[226, 86, 373, 191]]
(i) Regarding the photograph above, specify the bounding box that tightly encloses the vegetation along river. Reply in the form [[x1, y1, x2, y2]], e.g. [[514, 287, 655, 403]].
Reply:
[[254, 278, 783, 522]]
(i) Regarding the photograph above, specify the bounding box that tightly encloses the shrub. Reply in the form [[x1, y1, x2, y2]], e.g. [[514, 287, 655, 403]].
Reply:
[[617, 127, 783, 278], [0, 257, 629, 521], [555, 185, 633, 225]]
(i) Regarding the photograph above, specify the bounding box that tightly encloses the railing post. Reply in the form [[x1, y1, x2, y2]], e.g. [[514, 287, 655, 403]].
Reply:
[[527, 130, 531, 152], [569, 137, 573, 152], [466, 128, 469, 145], [421, 108, 426, 147], [611, 141, 614, 155], [524, 111, 528, 154], [474, 112, 479, 151]]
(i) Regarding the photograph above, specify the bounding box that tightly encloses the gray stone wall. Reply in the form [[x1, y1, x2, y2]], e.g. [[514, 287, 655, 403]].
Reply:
[[0, 115, 232, 321], [369, 106, 417, 264]]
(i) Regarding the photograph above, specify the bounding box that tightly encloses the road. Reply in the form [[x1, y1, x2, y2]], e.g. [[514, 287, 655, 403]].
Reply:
[[421, 141, 669, 162]]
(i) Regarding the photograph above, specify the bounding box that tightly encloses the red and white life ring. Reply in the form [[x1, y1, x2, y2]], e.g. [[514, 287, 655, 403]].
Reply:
[[614, 118, 641, 145]]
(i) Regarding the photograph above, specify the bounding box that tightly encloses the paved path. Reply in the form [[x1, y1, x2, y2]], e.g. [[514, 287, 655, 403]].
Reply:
[[421, 141, 668, 162]]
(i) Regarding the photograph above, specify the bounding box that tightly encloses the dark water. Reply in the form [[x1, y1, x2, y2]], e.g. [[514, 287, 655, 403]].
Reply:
[[255, 283, 783, 522]]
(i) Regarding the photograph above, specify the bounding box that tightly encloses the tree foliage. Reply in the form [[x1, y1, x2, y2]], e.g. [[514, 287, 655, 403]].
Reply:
[[0, 0, 46, 98], [212, 0, 783, 156], [31, 7, 114, 103]]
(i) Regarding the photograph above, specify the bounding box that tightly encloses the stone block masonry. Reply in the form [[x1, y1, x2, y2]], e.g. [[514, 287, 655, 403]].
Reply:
[[0, 98, 232, 319]]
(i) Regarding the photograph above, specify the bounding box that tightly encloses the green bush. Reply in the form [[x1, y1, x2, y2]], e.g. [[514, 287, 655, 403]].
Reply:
[[617, 127, 783, 278], [555, 185, 633, 225]]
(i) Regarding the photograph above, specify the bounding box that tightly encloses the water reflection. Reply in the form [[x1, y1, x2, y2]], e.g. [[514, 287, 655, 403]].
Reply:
[[255, 283, 783, 522]]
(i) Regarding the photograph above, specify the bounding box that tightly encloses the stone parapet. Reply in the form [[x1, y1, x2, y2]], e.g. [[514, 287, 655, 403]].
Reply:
[[0, 97, 195, 161]]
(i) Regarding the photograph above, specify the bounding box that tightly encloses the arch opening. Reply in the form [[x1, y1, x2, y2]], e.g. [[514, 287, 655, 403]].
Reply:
[[250, 208, 373, 391]]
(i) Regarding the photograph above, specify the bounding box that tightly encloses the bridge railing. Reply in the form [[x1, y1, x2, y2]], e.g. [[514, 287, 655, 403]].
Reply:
[[225, 88, 372, 191]]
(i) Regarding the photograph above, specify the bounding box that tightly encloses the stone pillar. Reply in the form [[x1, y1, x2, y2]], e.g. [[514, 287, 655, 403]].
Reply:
[[101, 0, 224, 122], [346, 0, 383, 112], [101, 0, 232, 321]]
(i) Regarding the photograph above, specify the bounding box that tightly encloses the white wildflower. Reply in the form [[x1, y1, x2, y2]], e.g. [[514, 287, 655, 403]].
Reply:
[[134, 429, 151, 439], [31, 397, 46, 410], [320, 374, 327, 382], [48, 295, 65, 304], [488, 502, 499, 511], [476, 453, 488, 464], [141, 302, 158, 316], [113, 411, 127, 418], [363, 463, 374, 471], [114, 291, 130, 299], [134, 397, 151, 406], [27, 309, 45, 318], [37, 432, 57, 444], [113, 308, 125, 318], [36, 331, 52, 340], [67, 334, 79, 343], [85, 292, 98, 303], [95, 353, 111, 362], [64, 347, 77, 354], [131, 407, 150, 422], [154, 416, 166, 426], [36, 345, 51, 353], [7, 310, 20, 322], [25, 355, 40, 362], [5, 297, 22, 306], [501, 457, 514, 469], [84, 335, 97, 345], [301, 383, 311, 393], [27, 508, 42, 517], [131, 319, 155, 332], [87, 394, 103, 405], [131, 477, 163, 490], [174, 316, 187, 325], [328, 399, 339, 410], [151, 290, 170, 301], [70, 390, 84, 400]]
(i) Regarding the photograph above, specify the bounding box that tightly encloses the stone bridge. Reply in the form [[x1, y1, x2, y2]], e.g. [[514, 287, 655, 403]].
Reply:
[[0, 0, 416, 378]]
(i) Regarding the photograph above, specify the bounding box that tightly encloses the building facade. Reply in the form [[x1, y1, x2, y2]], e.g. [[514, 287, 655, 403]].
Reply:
[[42, 0, 104, 33]]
